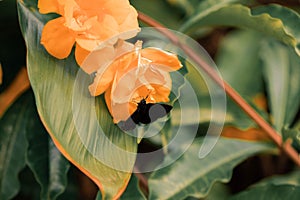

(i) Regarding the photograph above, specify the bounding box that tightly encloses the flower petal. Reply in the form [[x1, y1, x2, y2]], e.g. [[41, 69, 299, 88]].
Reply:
[[41, 17, 75, 59], [141, 48, 182, 71], [119, 7, 139, 36], [75, 43, 91, 67], [111, 69, 138, 104], [75, 14, 119, 51], [141, 65, 172, 87], [88, 62, 117, 96], [89, 48, 138, 96], [38, 0, 61, 14], [148, 84, 171, 103], [81, 40, 135, 74], [61, 0, 79, 25], [103, 0, 133, 23], [78, 44, 114, 73], [105, 86, 136, 123], [97, 14, 119, 40]]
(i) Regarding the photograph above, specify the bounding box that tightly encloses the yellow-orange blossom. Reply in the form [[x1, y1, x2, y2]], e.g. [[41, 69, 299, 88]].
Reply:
[[89, 41, 182, 123], [38, 0, 139, 66]]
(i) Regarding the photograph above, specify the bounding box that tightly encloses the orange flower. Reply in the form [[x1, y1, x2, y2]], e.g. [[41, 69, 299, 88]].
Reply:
[[38, 0, 140, 69], [89, 41, 182, 123]]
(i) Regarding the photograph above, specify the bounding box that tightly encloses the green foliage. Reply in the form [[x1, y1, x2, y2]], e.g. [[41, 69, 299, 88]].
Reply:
[[180, 4, 300, 57], [260, 40, 300, 132], [0, 92, 30, 200], [1, 0, 300, 199], [17, 1, 138, 199], [231, 170, 300, 200], [215, 30, 266, 128], [148, 138, 274, 200], [96, 175, 146, 200], [26, 106, 70, 200]]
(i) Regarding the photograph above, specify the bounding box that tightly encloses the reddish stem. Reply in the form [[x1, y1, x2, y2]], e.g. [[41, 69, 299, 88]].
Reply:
[[138, 12, 300, 166]]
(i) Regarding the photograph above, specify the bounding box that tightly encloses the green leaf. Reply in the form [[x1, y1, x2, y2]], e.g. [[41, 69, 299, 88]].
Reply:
[[165, 0, 199, 16], [0, 91, 32, 200], [252, 4, 300, 55], [283, 122, 300, 152], [217, 30, 263, 97], [130, 0, 183, 29], [230, 185, 300, 200], [26, 105, 70, 200], [256, 170, 300, 187], [216, 30, 263, 127], [204, 182, 230, 200], [260, 40, 300, 131], [180, 4, 300, 56], [96, 175, 146, 200], [231, 170, 300, 200], [17, 1, 137, 199], [215, 30, 266, 129], [195, 0, 246, 16], [119, 175, 146, 200], [148, 137, 274, 200]]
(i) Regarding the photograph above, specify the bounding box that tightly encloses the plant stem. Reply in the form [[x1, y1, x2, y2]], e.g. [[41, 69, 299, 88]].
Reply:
[[138, 12, 300, 166], [134, 166, 149, 195]]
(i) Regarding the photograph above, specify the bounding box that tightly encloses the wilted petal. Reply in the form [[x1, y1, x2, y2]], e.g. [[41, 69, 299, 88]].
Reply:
[[79, 45, 115, 74], [140, 65, 171, 88], [142, 48, 182, 71], [111, 69, 138, 104], [41, 17, 75, 59], [88, 62, 117, 96], [89, 49, 137, 96], [114, 40, 135, 55], [82, 40, 134, 74], [148, 84, 171, 103], [105, 86, 136, 123]]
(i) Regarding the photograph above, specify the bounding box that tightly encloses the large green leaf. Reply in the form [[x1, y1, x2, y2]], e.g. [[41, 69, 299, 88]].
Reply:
[[26, 105, 70, 200], [217, 30, 263, 97], [231, 185, 300, 200], [148, 137, 274, 200], [0, 91, 31, 200], [180, 4, 300, 56], [230, 170, 300, 200], [260, 40, 300, 132], [96, 175, 146, 200], [256, 170, 300, 187], [17, 1, 137, 199], [216, 30, 265, 129]]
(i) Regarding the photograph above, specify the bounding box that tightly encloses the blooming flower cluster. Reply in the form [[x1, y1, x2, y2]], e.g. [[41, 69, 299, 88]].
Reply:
[[39, 0, 182, 124], [88, 41, 182, 122], [38, 0, 139, 66]]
